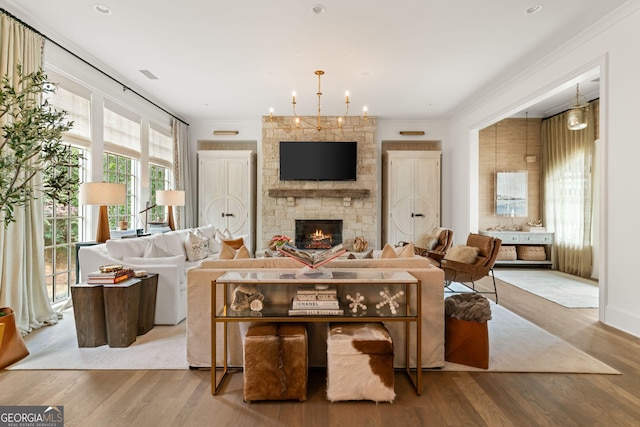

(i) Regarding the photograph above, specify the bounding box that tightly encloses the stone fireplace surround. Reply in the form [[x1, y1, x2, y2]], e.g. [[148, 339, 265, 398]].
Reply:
[[260, 116, 377, 251]]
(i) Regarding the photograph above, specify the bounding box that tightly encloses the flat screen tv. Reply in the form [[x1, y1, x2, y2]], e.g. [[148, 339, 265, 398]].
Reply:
[[279, 141, 357, 181]]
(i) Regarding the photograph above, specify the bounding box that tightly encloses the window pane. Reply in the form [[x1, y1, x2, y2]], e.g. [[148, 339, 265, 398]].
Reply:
[[55, 246, 69, 273]]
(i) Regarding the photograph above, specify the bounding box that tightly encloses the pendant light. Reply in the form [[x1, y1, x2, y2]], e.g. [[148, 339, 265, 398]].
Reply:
[[567, 83, 589, 130]]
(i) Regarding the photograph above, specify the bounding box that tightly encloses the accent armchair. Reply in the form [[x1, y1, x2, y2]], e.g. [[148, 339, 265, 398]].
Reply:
[[440, 233, 502, 303]]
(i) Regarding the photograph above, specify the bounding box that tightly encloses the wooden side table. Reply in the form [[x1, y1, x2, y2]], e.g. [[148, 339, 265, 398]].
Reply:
[[103, 279, 141, 347], [137, 273, 159, 335], [70, 283, 107, 347]]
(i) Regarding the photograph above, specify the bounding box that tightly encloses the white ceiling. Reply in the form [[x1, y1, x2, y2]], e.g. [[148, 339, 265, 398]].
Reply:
[[1, 0, 624, 123]]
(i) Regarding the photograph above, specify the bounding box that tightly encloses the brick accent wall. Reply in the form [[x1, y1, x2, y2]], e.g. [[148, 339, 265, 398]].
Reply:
[[260, 115, 377, 251]]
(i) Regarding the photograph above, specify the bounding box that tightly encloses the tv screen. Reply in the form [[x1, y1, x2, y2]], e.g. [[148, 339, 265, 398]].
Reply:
[[279, 141, 357, 181]]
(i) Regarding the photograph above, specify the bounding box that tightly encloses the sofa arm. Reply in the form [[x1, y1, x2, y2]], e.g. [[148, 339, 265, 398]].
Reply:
[[124, 263, 186, 325], [78, 245, 121, 282]]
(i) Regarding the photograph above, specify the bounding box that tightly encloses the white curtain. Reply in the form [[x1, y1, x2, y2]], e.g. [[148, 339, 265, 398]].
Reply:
[[541, 103, 596, 278], [172, 118, 196, 229], [0, 13, 58, 334]]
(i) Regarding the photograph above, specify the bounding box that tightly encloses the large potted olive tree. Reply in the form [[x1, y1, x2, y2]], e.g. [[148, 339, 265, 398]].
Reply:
[[0, 66, 77, 368], [0, 65, 78, 226]]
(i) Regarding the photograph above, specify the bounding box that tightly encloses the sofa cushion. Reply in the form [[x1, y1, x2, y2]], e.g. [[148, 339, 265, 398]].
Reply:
[[184, 231, 209, 262], [123, 254, 185, 266], [143, 241, 176, 258], [106, 238, 150, 260], [235, 245, 251, 259], [222, 237, 244, 250], [444, 245, 479, 264], [396, 243, 415, 258]]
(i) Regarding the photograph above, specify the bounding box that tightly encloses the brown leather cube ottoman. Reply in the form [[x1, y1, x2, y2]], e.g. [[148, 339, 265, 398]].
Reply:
[[243, 322, 308, 402], [326, 322, 395, 402]]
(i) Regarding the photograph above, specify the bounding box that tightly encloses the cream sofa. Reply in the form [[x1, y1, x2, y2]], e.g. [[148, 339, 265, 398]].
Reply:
[[187, 255, 445, 369], [78, 225, 252, 325]]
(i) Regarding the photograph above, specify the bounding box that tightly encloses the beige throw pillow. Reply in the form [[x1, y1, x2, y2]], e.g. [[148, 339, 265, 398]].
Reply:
[[218, 243, 237, 260], [381, 243, 398, 259], [415, 232, 439, 250], [397, 242, 415, 258], [444, 245, 479, 264], [234, 245, 251, 259]]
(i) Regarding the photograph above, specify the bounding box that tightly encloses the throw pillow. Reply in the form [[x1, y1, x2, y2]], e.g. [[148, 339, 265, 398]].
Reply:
[[218, 243, 237, 260], [222, 237, 244, 250], [397, 242, 415, 258], [143, 241, 176, 258], [415, 232, 439, 250], [195, 228, 220, 255], [215, 228, 233, 242], [363, 250, 374, 259], [444, 245, 479, 264], [234, 245, 251, 259], [184, 231, 209, 262], [380, 243, 398, 259]]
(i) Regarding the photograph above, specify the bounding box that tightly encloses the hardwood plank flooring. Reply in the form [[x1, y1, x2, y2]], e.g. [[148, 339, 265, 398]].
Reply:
[[1, 275, 639, 426]]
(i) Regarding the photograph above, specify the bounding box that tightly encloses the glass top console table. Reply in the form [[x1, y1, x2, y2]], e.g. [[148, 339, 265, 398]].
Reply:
[[211, 268, 422, 395]]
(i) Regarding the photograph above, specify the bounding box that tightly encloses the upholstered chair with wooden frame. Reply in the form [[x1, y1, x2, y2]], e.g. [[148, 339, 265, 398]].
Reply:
[[397, 227, 454, 266], [440, 233, 502, 303]]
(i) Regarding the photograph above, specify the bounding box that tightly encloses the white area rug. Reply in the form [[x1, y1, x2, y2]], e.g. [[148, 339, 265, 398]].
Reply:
[[9, 305, 617, 374], [437, 303, 617, 373], [493, 268, 599, 308], [9, 308, 188, 370]]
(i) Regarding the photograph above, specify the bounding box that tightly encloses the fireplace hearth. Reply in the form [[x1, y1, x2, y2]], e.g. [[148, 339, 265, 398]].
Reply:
[[295, 220, 343, 249]]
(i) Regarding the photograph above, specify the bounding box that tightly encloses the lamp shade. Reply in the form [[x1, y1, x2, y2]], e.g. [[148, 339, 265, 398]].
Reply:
[[156, 190, 185, 206], [567, 107, 588, 130], [79, 182, 126, 205]]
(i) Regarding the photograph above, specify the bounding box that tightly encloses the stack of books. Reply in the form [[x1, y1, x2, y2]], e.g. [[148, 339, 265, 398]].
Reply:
[[87, 268, 135, 284], [288, 285, 343, 316], [109, 229, 138, 239]]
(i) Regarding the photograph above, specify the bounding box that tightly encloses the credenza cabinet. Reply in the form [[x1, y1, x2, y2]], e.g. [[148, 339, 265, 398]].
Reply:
[[479, 230, 554, 268]]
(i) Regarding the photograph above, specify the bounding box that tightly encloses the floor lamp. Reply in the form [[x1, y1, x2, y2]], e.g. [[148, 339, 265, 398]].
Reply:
[[156, 190, 185, 231], [79, 182, 127, 243]]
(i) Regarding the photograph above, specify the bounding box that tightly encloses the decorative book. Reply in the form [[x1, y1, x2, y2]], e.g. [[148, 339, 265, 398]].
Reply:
[[278, 243, 346, 269]]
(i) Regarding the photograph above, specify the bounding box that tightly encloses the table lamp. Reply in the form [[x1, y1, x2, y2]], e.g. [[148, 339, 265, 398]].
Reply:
[[156, 190, 185, 231], [79, 182, 126, 243]]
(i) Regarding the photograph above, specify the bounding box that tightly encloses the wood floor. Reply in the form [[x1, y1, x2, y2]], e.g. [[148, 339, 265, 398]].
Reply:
[[1, 275, 639, 427]]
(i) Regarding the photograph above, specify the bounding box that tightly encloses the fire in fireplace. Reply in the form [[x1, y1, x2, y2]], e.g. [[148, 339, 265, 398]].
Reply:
[[295, 220, 343, 250]]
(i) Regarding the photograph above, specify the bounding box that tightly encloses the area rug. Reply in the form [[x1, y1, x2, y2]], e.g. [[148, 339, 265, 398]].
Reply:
[[436, 303, 618, 373], [493, 268, 599, 308], [9, 305, 617, 374], [8, 308, 188, 370]]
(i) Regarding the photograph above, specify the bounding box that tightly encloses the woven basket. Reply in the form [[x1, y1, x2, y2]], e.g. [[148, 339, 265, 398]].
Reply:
[[496, 245, 517, 261], [516, 245, 546, 261]]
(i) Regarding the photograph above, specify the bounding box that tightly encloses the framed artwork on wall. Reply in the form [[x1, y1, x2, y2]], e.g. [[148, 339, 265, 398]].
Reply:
[[496, 171, 527, 217]]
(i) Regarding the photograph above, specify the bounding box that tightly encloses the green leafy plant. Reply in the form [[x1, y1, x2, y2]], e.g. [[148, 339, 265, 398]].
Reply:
[[0, 65, 78, 227]]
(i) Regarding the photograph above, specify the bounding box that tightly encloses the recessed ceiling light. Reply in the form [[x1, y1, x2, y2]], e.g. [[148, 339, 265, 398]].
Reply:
[[312, 4, 326, 15], [93, 4, 112, 15], [525, 5, 543, 15]]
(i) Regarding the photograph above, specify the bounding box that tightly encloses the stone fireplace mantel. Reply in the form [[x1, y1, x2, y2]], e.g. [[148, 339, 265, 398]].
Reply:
[[268, 188, 370, 207]]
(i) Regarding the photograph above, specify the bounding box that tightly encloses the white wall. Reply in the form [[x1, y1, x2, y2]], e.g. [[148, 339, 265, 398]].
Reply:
[[449, 1, 640, 338]]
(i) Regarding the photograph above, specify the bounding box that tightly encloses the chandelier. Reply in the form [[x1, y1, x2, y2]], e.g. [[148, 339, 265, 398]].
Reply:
[[270, 70, 368, 131], [567, 83, 589, 130]]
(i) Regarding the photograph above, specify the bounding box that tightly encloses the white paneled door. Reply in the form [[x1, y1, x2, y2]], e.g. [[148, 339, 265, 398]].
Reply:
[[385, 151, 441, 245], [198, 150, 255, 238]]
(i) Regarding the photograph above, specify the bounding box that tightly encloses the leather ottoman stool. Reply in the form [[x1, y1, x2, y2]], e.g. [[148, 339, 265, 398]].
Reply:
[[444, 293, 492, 369], [243, 322, 308, 402], [326, 322, 395, 402]]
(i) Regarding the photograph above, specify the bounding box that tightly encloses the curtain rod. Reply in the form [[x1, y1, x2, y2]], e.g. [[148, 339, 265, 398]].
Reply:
[[1, 8, 189, 126]]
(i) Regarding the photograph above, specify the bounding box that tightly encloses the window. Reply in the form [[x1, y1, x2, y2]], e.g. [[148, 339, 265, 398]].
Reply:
[[43, 76, 90, 303], [149, 124, 174, 222], [43, 146, 86, 303], [103, 152, 137, 229], [103, 102, 141, 229]]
